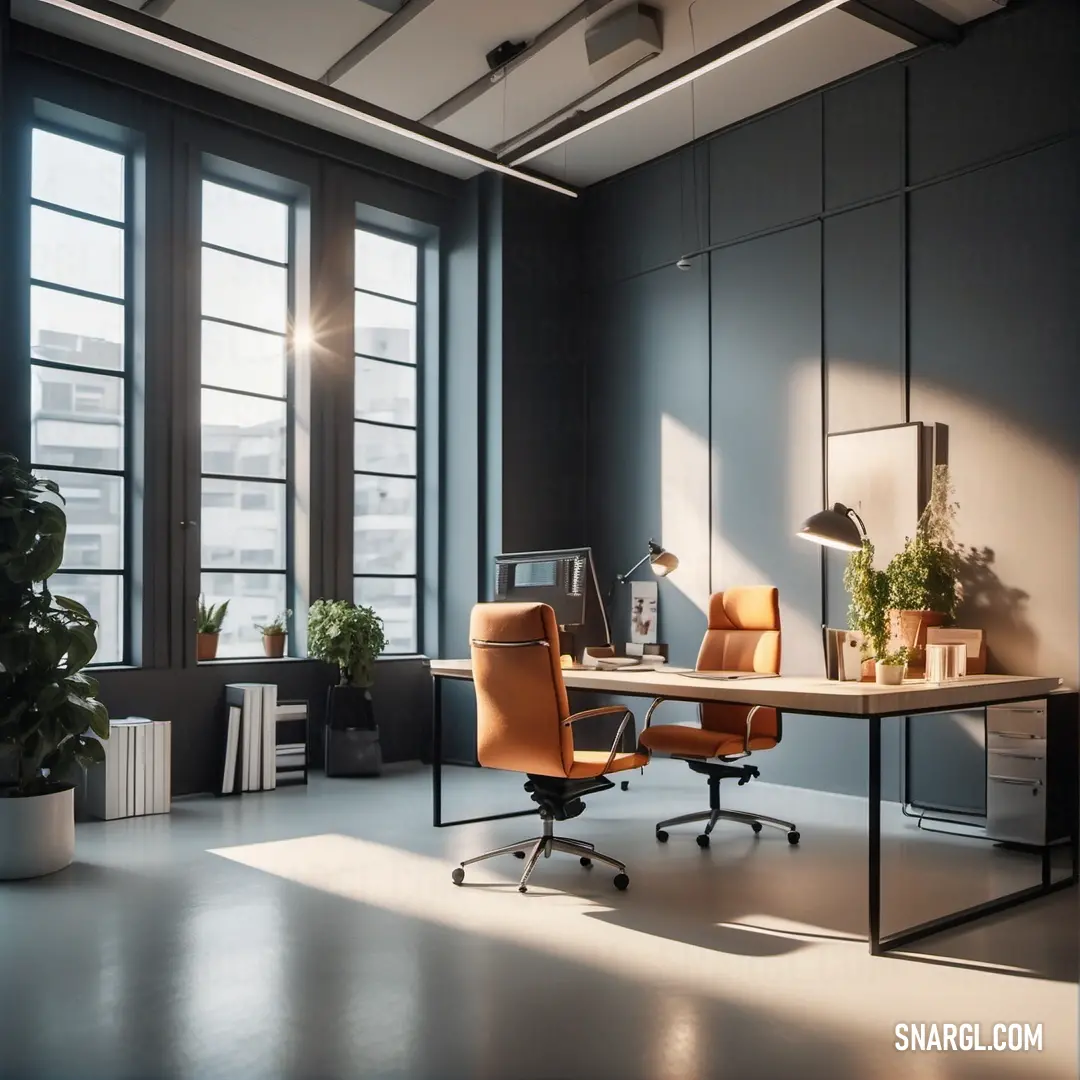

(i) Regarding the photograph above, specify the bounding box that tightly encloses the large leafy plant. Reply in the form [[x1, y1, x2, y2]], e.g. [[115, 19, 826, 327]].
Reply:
[[307, 599, 387, 687], [0, 454, 109, 797], [885, 464, 960, 618]]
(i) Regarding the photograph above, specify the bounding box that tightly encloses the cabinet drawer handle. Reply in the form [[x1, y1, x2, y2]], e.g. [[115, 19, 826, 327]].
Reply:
[[991, 731, 1040, 740], [989, 752, 1044, 761], [989, 776, 1042, 786]]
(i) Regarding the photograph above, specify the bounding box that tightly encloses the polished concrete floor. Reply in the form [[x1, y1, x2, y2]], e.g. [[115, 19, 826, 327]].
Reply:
[[0, 760, 1076, 1080]]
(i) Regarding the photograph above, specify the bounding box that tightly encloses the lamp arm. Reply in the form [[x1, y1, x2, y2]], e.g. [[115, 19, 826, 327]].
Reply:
[[607, 552, 652, 599]]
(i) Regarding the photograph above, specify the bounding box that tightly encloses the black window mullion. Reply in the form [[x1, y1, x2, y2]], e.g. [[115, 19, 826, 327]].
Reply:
[[31, 197, 125, 230]]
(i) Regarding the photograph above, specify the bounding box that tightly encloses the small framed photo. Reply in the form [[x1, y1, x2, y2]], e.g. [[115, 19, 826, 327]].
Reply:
[[630, 581, 658, 644]]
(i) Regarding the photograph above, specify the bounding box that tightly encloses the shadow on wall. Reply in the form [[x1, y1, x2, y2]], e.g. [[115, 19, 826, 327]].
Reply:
[[956, 545, 1036, 675]]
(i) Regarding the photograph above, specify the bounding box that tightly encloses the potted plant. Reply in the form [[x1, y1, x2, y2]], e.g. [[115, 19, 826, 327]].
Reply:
[[196, 596, 229, 661], [885, 464, 960, 672], [874, 647, 909, 686], [0, 455, 109, 880], [307, 600, 388, 777], [843, 537, 894, 682], [255, 609, 291, 658]]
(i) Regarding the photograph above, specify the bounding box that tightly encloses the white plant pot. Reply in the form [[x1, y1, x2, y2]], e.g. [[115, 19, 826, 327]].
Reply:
[[875, 662, 906, 686], [0, 785, 76, 880]]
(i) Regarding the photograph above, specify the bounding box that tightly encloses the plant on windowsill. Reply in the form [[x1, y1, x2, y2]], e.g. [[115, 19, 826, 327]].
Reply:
[[884, 464, 961, 672], [196, 596, 229, 662], [254, 609, 292, 659], [0, 454, 110, 880], [307, 600, 387, 776]]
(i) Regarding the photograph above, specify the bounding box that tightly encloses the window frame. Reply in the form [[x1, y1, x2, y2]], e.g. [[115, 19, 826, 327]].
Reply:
[[28, 118, 136, 667], [196, 171, 297, 662], [352, 222, 424, 657]]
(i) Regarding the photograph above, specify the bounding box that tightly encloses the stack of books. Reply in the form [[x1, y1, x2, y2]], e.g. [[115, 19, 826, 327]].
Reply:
[[86, 717, 172, 820], [275, 700, 308, 786], [220, 685, 308, 794]]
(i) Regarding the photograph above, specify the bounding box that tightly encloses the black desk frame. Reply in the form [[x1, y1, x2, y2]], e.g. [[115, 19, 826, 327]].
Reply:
[[431, 671, 1078, 957]]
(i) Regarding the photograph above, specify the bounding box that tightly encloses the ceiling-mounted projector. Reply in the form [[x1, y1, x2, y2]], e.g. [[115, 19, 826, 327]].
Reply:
[[586, 3, 663, 82]]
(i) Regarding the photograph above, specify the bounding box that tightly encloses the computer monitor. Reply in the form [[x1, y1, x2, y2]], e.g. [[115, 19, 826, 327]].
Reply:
[[493, 547, 611, 659]]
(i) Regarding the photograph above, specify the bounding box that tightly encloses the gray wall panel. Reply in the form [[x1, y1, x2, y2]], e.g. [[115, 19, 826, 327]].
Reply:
[[824, 198, 906, 436], [907, 0, 1080, 183], [824, 64, 905, 209], [709, 97, 822, 245]]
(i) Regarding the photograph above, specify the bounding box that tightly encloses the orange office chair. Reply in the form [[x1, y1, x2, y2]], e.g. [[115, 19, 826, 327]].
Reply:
[[638, 586, 800, 847], [451, 602, 649, 893]]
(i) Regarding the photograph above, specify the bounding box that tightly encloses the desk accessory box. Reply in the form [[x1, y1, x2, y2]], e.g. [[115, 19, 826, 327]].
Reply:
[[85, 718, 172, 820]]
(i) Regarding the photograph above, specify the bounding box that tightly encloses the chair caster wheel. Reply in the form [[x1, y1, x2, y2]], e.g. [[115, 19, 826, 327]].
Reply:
[[655, 830, 669, 843], [513, 851, 526, 859], [696, 834, 710, 849], [751, 821, 763, 834], [451, 868, 465, 885], [518, 885, 528, 893], [613, 873, 629, 891], [787, 831, 801, 845], [580, 857, 592, 867], [621, 781, 630, 791]]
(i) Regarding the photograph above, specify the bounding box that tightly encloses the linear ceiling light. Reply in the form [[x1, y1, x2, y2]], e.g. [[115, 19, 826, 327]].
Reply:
[[508, 0, 848, 166], [35, 0, 577, 198]]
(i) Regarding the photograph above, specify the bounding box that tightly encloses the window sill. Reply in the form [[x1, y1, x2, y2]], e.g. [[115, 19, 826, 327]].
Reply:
[[198, 655, 316, 666]]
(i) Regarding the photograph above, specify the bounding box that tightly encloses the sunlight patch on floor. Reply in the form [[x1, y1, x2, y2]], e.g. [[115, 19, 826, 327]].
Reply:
[[209, 833, 1076, 1078]]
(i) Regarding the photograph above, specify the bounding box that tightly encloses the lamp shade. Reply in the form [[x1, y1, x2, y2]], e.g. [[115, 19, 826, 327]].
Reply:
[[650, 551, 679, 576], [796, 504, 864, 552]]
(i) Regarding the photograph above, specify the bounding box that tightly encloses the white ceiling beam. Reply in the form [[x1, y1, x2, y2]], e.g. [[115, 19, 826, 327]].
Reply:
[[139, 0, 177, 15], [420, 0, 616, 128], [320, 0, 437, 85], [34, 0, 577, 196]]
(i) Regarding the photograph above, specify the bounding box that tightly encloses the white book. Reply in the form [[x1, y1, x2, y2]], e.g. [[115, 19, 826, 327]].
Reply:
[[146, 724, 156, 816], [116, 724, 129, 818], [223, 705, 241, 794], [245, 686, 262, 792], [105, 729, 118, 819], [153, 721, 168, 813], [163, 721, 172, 811], [277, 703, 307, 718], [133, 725, 146, 816], [84, 731, 113, 821], [262, 684, 278, 791], [276, 755, 305, 768]]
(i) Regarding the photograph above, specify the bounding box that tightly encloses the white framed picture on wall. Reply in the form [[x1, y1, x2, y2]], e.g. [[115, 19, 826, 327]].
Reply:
[[630, 581, 658, 644]]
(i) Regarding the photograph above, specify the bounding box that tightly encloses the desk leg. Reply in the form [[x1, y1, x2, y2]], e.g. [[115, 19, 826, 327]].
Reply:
[[430, 674, 538, 830], [432, 675, 443, 828], [869, 715, 882, 956]]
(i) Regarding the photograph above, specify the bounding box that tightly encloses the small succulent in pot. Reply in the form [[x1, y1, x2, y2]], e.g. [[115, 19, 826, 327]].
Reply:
[[196, 596, 229, 661], [255, 609, 292, 658]]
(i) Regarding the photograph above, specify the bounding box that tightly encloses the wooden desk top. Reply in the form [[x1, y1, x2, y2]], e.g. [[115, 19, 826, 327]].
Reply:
[[428, 659, 1064, 718]]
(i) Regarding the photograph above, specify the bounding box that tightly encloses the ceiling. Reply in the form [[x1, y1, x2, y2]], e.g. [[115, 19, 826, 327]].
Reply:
[[12, 0, 1007, 189]]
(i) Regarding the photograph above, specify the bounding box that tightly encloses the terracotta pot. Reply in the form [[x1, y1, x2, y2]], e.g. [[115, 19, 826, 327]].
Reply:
[[263, 632, 286, 658], [196, 632, 219, 661], [888, 609, 947, 673], [0, 785, 75, 880]]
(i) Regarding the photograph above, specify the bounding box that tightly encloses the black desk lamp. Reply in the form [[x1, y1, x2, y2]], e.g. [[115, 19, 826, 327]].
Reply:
[[609, 539, 679, 598], [796, 504, 867, 552]]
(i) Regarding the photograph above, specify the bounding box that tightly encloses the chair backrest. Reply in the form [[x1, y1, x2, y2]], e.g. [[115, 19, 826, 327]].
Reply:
[[470, 602, 573, 778], [697, 587, 782, 741]]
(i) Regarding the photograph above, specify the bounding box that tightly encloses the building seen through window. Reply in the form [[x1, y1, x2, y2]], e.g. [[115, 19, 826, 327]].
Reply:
[[29, 128, 128, 663]]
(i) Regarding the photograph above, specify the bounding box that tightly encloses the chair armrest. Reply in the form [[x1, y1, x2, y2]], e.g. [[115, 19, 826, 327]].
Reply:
[[642, 696, 669, 730], [563, 705, 630, 726], [564, 705, 636, 775]]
